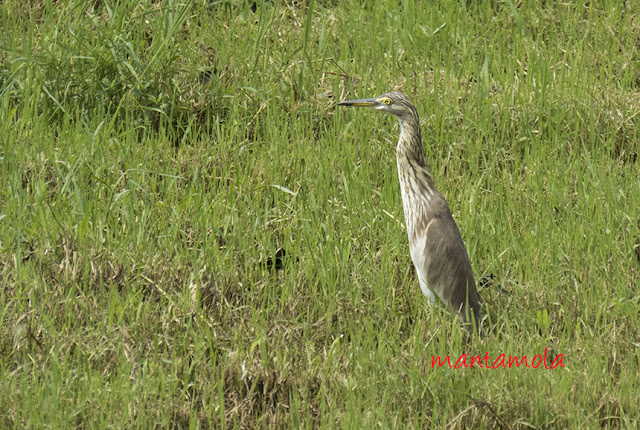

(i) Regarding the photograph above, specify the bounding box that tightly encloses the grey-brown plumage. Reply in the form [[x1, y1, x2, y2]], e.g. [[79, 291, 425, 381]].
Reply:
[[338, 91, 482, 334]]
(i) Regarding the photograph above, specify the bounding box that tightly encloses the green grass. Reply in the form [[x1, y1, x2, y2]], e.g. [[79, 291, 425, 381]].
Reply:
[[1, 0, 639, 427]]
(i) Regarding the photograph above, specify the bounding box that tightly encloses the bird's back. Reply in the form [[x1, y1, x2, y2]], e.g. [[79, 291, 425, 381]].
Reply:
[[409, 191, 482, 332]]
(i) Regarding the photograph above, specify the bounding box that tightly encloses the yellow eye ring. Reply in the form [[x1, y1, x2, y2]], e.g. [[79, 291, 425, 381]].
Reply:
[[383, 99, 391, 105]]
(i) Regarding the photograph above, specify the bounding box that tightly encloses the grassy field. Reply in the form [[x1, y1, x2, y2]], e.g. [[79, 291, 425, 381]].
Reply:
[[1, 0, 640, 428]]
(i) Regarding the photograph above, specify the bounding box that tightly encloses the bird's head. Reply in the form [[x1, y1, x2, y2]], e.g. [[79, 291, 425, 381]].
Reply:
[[337, 91, 417, 124]]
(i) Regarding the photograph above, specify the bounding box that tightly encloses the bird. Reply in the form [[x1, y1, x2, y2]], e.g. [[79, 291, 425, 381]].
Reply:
[[337, 91, 482, 335]]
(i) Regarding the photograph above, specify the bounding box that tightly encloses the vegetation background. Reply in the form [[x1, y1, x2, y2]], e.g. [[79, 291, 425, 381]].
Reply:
[[1, 0, 639, 428]]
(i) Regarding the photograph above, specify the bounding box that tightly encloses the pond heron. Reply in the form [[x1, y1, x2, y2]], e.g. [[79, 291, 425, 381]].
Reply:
[[338, 92, 483, 335]]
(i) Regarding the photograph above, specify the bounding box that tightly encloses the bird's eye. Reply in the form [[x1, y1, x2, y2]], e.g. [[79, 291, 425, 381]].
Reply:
[[383, 99, 391, 105]]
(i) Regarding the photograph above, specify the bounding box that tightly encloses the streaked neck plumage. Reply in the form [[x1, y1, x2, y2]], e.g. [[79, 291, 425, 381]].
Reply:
[[394, 109, 437, 243], [396, 113, 425, 166]]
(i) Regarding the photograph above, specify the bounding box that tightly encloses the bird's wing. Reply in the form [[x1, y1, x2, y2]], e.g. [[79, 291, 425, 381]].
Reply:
[[413, 194, 480, 316]]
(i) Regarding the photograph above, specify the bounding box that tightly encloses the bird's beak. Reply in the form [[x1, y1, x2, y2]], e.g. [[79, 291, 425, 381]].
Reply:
[[337, 97, 380, 108]]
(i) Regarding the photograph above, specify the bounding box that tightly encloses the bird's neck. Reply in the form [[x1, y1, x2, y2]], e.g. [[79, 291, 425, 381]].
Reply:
[[395, 115, 437, 240], [396, 116, 429, 173]]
